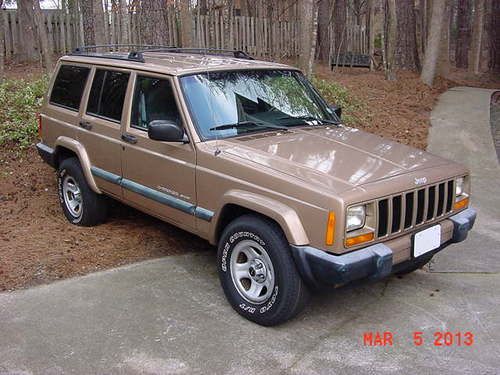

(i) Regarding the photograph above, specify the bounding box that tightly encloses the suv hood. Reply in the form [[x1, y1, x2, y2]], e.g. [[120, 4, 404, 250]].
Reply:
[[222, 126, 451, 193]]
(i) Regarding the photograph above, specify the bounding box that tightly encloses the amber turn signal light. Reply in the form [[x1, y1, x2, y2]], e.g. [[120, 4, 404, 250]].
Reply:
[[453, 197, 469, 211], [345, 232, 374, 247], [325, 212, 335, 246]]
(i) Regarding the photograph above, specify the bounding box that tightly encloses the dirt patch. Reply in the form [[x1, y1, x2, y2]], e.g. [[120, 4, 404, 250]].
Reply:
[[0, 146, 212, 291]]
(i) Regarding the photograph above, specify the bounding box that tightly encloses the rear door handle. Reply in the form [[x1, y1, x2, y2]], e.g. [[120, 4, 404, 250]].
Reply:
[[121, 133, 138, 144], [79, 121, 92, 130]]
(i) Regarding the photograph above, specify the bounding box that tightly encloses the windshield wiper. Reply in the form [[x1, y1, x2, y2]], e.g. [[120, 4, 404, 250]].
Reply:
[[277, 116, 341, 125], [210, 120, 288, 132]]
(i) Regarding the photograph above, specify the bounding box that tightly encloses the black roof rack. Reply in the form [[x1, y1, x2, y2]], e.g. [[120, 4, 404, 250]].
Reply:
[[71, 45, 254, 63]]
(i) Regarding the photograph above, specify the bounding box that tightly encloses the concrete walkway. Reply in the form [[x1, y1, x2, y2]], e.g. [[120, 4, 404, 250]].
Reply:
[[428, 87, 500, 272], [1, 87, 500, 374]]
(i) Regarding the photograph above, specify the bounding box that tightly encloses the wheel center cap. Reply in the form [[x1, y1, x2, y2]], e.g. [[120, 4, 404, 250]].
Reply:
[[248, 259, 267, 283]]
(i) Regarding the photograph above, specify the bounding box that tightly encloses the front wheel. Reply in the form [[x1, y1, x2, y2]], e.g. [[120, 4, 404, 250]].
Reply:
[[217, 214, 309, 326]]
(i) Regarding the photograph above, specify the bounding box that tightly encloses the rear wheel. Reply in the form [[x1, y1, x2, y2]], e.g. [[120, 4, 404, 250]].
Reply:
[[217, 214, 309, 326], [57, 157, 107, 226]]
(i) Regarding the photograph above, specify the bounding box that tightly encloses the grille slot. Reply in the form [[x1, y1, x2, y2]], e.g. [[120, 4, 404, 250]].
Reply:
[[378, 199, 389, 237], [376, 179, 455, 239], [392, 196, 402, 233], [446, 180, 454, 212], [404, 192, 414, 229], [437, 183, 445, 216]]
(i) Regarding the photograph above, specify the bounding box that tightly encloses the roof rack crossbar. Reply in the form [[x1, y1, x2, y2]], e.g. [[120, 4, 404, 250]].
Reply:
[[137, 47, 254, 60], [71, 44, 177, 63], [70, 45, 255, 63]]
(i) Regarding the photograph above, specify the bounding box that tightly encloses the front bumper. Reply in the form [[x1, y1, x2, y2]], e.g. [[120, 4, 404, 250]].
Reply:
[[290, 208, 477, 288]]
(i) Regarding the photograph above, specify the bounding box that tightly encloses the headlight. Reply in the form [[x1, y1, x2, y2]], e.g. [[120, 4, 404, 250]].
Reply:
[[346, 205, 366, 232], [455, 177, 464, 197]]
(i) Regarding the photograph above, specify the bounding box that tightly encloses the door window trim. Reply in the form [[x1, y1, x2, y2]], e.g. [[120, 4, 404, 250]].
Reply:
[[82, 66, 132, 126], [125, 71, 193, 144]]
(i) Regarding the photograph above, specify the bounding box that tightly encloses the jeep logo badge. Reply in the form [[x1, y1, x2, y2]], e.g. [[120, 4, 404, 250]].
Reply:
[[414, 177, 427, 185]]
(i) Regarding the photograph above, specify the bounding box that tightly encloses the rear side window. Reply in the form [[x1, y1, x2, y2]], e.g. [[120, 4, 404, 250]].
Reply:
[[50, 65, 90, 111], [87, 69, 130, 122]]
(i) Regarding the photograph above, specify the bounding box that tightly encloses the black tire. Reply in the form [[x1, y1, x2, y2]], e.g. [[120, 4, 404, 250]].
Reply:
[[57, 157, 107, 226], [217, 214, 309, 326], [396, 255, 433, 275]]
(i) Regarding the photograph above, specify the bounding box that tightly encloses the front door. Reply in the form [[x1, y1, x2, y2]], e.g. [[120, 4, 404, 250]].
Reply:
[[121, 72, 196, 230], [77, 67, 131, 198]]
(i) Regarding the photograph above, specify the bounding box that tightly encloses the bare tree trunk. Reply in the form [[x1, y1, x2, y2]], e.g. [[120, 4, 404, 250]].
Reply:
[[0, 0, 4, 79], [81, 0, 95, 45], [333, 0, 347, 55], [17, 0, 39, 63], [118, 0, 129, 44], [395, 0, 420, 71], [384, 0, 397, 80], [179, 0, 192, 47], [317, 0, 332, 61], [437, 0, 451, 77], [140, 0, 168, 45], [299, 0, 317, 78], [420, 0, 446, 86], [488, 0, 500, 72], [367, 0, 375, 70], [455, 0, 471, 68], [469, 0, 484, 74], [33, 0, 53, 72], [93, 0, 106, 46]]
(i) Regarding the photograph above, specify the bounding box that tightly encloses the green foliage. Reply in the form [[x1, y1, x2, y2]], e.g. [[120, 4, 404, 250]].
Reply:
[[312, 78, 366, 125], [0, 76, 49, 148]]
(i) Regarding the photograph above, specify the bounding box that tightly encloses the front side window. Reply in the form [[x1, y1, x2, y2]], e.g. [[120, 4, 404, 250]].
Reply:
[[87, 69, 130, 122], [131, 75, 181, 131], [50, 65, 90, 110], [180, 70, 335, 140]]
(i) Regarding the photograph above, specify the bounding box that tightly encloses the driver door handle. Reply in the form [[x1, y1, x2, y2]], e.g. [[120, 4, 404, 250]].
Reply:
[[79, 121, 92, 130], [121, 133, 138, 144]]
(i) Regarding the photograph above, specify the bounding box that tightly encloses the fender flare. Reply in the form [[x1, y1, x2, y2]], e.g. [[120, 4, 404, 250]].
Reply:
[[210, 189, 309, 246], [54, 136, 102, 194]]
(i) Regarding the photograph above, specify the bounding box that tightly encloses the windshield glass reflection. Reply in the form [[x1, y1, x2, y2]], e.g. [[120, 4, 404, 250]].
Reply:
[[180, 70, 335, 140]]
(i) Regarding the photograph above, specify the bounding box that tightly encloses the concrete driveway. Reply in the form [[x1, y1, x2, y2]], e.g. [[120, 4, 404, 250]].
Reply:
[[1, 87, 499, 374]]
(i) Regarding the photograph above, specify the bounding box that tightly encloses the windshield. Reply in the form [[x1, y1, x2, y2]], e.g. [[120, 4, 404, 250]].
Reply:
[[179, 70, 337, 140]]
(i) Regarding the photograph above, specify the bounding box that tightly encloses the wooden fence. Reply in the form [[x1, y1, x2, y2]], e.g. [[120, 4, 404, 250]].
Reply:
[[1, 9, 367, 61]]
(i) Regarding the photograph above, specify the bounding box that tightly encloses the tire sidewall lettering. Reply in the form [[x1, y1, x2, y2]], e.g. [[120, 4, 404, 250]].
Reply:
[[220, 230, 279, 315]]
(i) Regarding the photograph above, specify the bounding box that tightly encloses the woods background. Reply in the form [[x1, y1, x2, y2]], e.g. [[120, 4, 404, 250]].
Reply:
[[0, 0, 499, 86]]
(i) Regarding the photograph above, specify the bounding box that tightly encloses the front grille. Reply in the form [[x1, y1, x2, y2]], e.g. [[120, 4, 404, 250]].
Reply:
[[376, 179, 455, 238]]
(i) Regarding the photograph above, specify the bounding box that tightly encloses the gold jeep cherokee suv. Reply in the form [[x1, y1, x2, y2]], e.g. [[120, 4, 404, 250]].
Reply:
[[36, 46, 476, 326]]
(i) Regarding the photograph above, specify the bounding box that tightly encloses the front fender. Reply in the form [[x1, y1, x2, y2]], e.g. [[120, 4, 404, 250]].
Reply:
[[54, 136, 101, 194], [211, 189, 309, 246]]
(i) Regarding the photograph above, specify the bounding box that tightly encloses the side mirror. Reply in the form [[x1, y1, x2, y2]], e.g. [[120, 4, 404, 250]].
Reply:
[[330, 104, 342, 119], [148, 120, 188, 143]]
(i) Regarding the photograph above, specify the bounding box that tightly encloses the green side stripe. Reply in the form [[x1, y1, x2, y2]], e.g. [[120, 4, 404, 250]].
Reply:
[[91, 166, 213, 222]]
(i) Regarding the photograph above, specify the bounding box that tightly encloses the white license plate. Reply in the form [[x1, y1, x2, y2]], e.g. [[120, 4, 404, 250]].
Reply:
[[413, 225, 441, 258]]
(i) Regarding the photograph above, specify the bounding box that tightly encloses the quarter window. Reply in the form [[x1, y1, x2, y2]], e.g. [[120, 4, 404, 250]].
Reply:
[[131, 76, 181, 131], [50, 65, 90, 111], [87, 69, 130, 122]]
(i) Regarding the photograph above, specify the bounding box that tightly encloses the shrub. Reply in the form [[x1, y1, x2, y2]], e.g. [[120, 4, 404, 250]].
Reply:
[[312, 77, 367, 125], [0, 76, 49, 148]]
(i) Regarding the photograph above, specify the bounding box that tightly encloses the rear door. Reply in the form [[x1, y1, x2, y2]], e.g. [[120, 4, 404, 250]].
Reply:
[[77, 67, 131, 198], [121, 72, 197, 230]]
